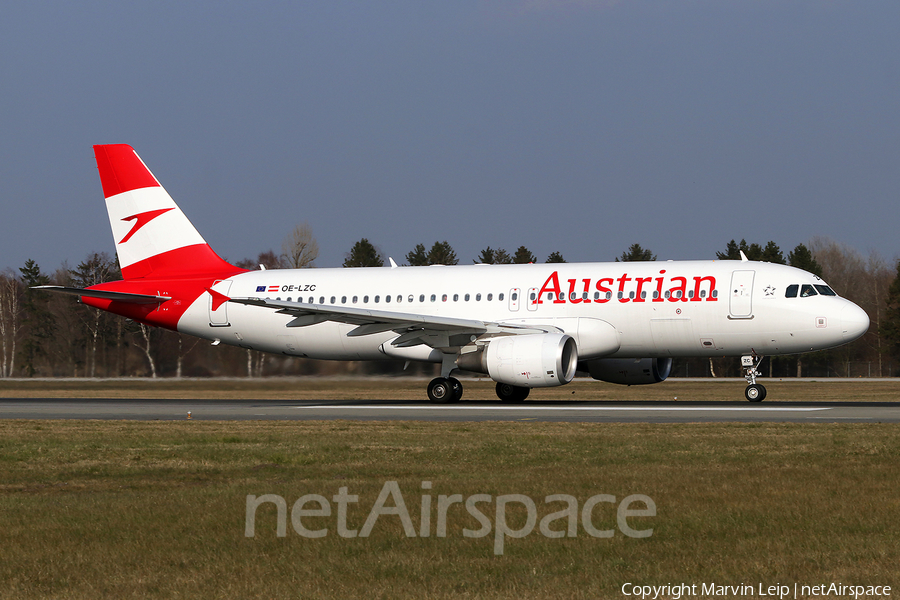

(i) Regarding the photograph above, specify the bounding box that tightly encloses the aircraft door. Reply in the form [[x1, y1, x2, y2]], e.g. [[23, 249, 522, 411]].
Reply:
[[526, 287, 539, 311], [209, 280, 232, 326], [508, 288, 520, 311], [729, 270, 755, 318]]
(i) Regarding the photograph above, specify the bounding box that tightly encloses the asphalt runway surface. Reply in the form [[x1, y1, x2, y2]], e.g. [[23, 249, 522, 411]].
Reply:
[[2, 397, 899, 423]]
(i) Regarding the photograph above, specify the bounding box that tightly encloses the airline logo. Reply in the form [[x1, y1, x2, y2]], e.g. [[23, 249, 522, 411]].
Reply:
[[537, 270, 718, 304], [119, 208, 175, 244]]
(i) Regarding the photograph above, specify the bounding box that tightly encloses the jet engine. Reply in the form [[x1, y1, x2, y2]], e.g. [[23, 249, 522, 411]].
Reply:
[[457, 333, 578, 387], [582, 357, 673, 385]]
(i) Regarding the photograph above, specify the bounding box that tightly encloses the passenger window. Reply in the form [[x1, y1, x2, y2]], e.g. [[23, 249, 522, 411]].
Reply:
[[487, 293, 492, 301], [364, 295, 369, 303], [308, 296, 314, 303], [464, 293, 470, 301], [330, 296, 336, 304], [786, 284, 799, 298], [453, 294, 459, 302], [385, 295, 391, 303], [499, 293, 505, 301], [341, 296, 347, 304], [319, 296, 325, 304], [374, 295, 380, 303], [800, 284, 817, 297], [814, 285, 837, 296], [419, 295, 425, 302], [431, 294, 437, 302], [353, 296, 358, 304], [476, 293, 481, 301], [511, 293, 517, 301], [442, 294, 448, 302]]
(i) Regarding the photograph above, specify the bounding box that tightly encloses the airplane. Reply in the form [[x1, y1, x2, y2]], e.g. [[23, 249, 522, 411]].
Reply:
[[37, 144, 870, 402]]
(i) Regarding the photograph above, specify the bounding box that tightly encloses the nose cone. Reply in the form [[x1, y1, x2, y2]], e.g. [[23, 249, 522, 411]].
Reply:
[[841, 302, 869, 342]]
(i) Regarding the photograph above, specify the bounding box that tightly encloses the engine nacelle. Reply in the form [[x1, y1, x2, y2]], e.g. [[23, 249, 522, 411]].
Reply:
[[582, 357, 673, 385], [458, 333, 578, 388]]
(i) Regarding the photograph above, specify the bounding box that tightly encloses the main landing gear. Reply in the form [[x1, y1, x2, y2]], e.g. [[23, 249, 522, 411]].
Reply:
[[742, 354, 766, 402], [427, 377, 463, 403]]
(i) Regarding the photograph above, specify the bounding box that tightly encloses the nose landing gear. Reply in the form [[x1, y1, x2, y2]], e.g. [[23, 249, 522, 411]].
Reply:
[[742, 354, 766, 402]]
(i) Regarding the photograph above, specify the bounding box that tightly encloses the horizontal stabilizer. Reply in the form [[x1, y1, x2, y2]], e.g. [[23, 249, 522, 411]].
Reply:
[[32, 286, 171, 304]]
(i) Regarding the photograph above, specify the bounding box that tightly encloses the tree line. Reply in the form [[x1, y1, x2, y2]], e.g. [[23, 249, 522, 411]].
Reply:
[[2, 229, 899, 379]]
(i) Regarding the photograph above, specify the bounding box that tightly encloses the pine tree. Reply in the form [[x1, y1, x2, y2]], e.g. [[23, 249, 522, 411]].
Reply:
[[546, 251, 566, 263], [406, 244, 428, 266], [343, 239, 384, 267], [427, 241, 458, 265], [475, 247, 496, 264], [18, 259, 54, 376], [760, 241, 786, 264], [617, 243, 656, 262], [70, 252, 120, 377], [512, 246, 536, 264], [788, 243, 823, 277]]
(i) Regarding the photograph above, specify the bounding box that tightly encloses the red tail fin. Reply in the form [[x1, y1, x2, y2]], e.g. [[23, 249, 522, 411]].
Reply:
[[94, 145, 243, 280]]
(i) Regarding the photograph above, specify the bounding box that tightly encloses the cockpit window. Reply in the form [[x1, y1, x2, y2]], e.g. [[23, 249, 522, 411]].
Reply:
[[800, 284, 817, 297], [814, 285, 837, 296], [785, 284, 799, 298]]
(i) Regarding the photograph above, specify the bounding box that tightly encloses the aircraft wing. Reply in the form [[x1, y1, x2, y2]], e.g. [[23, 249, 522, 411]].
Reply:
[[228, 297, 554, 349]]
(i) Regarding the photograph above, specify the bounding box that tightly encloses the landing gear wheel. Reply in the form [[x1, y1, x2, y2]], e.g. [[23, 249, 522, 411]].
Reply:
[[428, 377, 454, 403], [495, 382, 530, 402], [448, 377, 463, 402], [745, 384, 766, 402], [741, 353, 766, 402]]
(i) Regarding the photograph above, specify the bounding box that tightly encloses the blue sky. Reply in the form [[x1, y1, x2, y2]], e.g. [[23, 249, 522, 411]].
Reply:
[[1, 1, 898, 271]]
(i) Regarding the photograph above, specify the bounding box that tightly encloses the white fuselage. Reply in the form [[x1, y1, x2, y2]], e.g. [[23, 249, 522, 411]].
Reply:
[[175, 260, 869, 364]]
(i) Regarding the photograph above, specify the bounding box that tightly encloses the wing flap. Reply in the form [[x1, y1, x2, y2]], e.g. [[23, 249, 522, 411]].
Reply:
[[228, 297, 555, 351]]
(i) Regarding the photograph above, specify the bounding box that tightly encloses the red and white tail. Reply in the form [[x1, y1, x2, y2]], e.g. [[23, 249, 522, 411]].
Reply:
[[94, 144, 239, 280]]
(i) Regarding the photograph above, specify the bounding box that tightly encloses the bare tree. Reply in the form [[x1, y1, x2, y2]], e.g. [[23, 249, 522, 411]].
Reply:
[[135, 323, 158, 378], [0, 270, 21, 378], [281, 222, 318, 269]]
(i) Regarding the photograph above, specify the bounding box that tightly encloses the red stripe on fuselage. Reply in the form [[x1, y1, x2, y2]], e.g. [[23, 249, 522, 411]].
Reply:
[[94, 144, 161, 198], [81, 275, 228, 331], [83, 246, 247, 330]]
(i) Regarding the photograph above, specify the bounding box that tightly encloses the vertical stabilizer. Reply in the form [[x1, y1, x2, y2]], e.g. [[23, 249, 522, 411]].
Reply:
[[94, 144, 240, 279]]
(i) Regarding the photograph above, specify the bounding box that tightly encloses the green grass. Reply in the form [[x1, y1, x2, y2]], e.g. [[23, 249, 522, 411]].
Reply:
[[1, 420, 898, 599]]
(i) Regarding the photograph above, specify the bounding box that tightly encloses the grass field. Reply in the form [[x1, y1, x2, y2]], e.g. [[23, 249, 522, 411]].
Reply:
[[1, 380, 898, 599]]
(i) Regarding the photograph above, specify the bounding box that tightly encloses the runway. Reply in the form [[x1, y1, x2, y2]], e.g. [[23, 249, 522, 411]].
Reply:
[[2, 398, 898, 423]]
